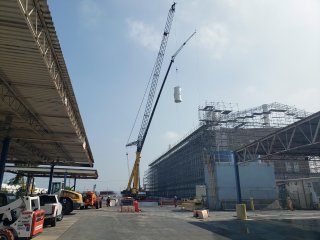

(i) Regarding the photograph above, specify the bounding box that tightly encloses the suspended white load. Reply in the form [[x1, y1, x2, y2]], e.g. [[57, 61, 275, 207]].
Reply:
[[174, 86, 182, 103]]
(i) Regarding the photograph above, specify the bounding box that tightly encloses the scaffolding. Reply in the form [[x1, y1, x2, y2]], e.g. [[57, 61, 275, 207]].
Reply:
[[198, 102, 309, 129], [144, 102, 315, 199]]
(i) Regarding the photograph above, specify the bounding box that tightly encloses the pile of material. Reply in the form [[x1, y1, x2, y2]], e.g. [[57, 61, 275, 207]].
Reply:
[[181, 199, 203, 211], [193, 210, 209, 219]]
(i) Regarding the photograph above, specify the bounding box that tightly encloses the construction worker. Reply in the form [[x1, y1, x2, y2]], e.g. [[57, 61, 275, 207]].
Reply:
[[174, 196, 178, 208], [287, 197, 294, 211]]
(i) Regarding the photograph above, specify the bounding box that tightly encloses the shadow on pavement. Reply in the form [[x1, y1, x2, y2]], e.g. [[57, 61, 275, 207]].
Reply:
[[189, 218, 320, 240]]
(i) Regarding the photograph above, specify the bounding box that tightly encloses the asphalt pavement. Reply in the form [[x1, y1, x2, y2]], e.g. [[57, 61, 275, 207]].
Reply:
[[36, 206, 320, 240]]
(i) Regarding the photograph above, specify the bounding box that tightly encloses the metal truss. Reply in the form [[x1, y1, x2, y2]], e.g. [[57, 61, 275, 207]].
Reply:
[[11, 139, 73, 165], [0, 74, 47, 135], [13, 139, 52, 163], [17, 0, 85, 145], [236, 111, 320, 162], [0, 71, 73, 163]]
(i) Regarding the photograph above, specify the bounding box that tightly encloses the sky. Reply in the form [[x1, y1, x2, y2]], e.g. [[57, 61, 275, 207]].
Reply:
[[27, 0, 320, 192]]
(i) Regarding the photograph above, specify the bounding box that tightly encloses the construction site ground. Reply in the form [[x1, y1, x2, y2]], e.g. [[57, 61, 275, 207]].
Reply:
[[36, 205, 320, 240]]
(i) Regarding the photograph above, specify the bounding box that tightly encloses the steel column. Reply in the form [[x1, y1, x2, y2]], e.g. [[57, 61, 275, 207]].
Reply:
[[0, 137, 11, 189], [64, 171, 67, 188], [74, 177, 77, 191], [234, 153, 242, 203], [48, 162, 55, 194]]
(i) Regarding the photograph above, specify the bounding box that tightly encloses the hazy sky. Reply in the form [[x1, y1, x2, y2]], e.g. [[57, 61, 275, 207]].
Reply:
[[38, 0, 320, 192]]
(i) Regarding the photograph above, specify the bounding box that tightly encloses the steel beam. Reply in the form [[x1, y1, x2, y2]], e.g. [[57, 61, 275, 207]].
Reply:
[[17, 0, 86, 146]]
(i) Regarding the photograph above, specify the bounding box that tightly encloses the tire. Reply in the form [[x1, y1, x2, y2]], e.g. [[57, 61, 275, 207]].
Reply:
[[61, 198, 73, 215], [85, 205, 88, 209], [59, 197, 74, 215], [0, 229, 14, 240], [51, 217, 57, 227], [57, 213, 63, 221]]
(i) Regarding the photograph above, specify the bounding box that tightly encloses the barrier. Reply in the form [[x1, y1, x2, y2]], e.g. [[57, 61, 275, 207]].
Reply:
[[236, 204, 247, 220], [31, 209, 45, 236], [120, 206, 135, 212]]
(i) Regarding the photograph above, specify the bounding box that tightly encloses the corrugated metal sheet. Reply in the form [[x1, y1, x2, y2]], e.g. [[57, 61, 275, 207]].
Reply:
[[215, 162, 277, 200], [0, 0, 94, 167]]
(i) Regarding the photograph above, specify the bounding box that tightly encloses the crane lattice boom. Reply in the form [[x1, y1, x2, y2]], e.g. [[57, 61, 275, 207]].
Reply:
[[124, 3, 176, 196], [136, 3, 175, 152]]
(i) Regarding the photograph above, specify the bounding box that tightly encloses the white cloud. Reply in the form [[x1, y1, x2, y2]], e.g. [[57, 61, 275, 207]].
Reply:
[[78, 0, 102, 27], [284, 88, 320, 113], [196, 23, 229, 59], [127, 20, 161, 51], [243, 85, 257, 95], [163, 131, 179, 142]]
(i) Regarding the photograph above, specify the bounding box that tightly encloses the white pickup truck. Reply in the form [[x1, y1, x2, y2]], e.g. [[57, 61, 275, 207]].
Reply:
[[39, 194, 63, 227]]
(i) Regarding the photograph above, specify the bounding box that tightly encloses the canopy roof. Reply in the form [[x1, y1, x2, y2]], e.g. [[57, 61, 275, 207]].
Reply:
[[0, 1, 94, 167]]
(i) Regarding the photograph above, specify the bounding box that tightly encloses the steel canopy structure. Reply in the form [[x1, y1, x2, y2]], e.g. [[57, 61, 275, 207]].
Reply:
[[0, 1, 94, 168], [5, 166, 98, 179], [235, 111, 320, 161], [234, 111, 320, 203]]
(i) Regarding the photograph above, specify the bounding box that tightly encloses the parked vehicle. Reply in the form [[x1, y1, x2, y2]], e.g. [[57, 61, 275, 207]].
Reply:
[[39, 194, 63, 227], [51, 182, 84, 215], [0, 196, 45, 240], [82, 191, 102, 209], [59, 189, 84, 213]]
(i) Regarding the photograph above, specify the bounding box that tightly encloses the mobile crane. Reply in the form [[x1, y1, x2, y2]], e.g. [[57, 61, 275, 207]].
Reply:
[[122, 2, 176, 197], [123, 2, 196, 197]]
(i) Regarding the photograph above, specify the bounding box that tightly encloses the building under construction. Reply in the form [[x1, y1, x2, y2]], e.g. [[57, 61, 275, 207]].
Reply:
[[145, 102, 318, 207]]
